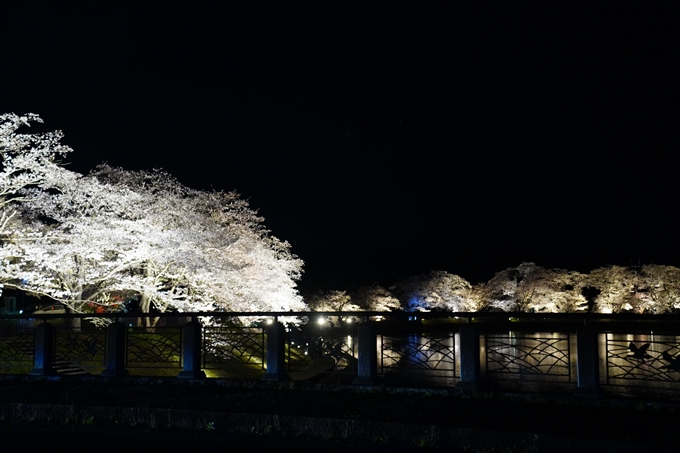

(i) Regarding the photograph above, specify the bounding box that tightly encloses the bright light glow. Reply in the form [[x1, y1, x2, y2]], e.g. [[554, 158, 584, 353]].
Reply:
[[266, 319, 274, 325], [317, 317, 325, 325]]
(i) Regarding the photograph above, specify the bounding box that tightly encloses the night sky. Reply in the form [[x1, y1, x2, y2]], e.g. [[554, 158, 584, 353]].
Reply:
[[3, 3, 679, 293]]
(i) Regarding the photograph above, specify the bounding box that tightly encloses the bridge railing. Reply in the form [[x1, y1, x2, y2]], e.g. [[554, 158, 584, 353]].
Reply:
[[3, 311, 680, 399]]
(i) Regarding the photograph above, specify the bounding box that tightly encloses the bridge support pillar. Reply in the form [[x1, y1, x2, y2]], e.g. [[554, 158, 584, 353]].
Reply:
[[30, 322, 57, 376], [262, 321, 289, 381], [178, 321, 206, 379], [353, 321, 379, 385], [102, 322, 129, 377], [574, 326, 605, 398], [456, 324, 481, 391]]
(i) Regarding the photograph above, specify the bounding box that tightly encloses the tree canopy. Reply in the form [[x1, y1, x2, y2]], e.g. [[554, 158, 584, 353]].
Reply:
[[4, 113, 680, 318], [0, 113, 305, 317]]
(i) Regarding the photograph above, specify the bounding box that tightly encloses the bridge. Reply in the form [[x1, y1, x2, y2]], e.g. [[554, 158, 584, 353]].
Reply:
[[2, 311, 680, 400]]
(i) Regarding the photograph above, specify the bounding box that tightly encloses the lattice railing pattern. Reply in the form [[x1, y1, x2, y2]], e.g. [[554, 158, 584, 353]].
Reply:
[[54, 331, 105, 364], [126, 328, 182, 368], [0, 331, 34, 363], [287, 334, 356, 373], [485, 333, 571, 379], [380, 334, 456, 373], [203, 327, 264, 367], [606, 334, 680, 382]]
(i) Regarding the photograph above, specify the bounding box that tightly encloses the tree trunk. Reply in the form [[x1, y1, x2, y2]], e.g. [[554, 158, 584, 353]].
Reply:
[[138, 262, 153, 328]]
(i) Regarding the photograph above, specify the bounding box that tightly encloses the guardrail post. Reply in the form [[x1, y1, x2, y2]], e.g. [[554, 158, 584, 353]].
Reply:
[[574, 326, 605, 398], [102, 321, 129, 377], [262, 321, 289, 381], [353, 321, 379, 385], [29, 322, 57, 376], [455, 324, 480, 391], [178, 321, 206, 379]]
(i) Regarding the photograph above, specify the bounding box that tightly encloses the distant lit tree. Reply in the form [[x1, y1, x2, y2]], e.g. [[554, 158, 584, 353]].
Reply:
[[637, 264, 680, 313], [351, 283, 400, 311], [586, 266, 638, 313], [392, 270, 475, 312], [586, 265, 680, 314], [306, 290, 359, 312], [305, 289, 359, 326], [477, 263, 588, 313]]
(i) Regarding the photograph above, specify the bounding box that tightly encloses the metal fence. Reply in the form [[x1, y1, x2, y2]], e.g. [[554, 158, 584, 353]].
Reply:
[[203, 326, 265, 378], [379, 332, 457, 386], [3, 311, 680, 400]]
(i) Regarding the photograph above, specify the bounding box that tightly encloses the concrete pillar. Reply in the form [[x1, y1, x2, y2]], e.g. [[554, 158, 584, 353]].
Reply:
[[574, 326, 605, 398], [262, 321, 289, 381], [353, 321, 379, 385], [30, 322, 57, 376], [455, 324, 480, 391], [178, 321, 206, 379], [102, 321, 129, 377]]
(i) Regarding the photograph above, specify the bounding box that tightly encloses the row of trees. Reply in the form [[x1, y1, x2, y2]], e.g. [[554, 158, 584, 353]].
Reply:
[[0, 113, 306, 321], [3, 113, 680, 319], [308, 264, 680, 315]]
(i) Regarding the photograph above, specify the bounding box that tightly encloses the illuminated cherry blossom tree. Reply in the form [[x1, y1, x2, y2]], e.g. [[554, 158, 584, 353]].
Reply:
[[636, 264, 680, 313], [351, 283, 401, 311], [476, 263, 588, 313], [391, 270, 476, 312], [7, 114, 680, 319], [1, 113, 76, 297], [585, 266, 636, 313], [0, 113, 74, 212], [1, 113, 305, 318], [586, 264, 680, 314], [86, 165, 305, 315], [306, 290, 359, 312]]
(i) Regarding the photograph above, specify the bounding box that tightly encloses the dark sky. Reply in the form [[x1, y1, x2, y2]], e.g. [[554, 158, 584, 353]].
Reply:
[[3, 3, 679, 293]]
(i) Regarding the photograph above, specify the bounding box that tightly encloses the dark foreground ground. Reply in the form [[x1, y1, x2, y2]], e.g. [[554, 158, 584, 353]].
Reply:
[[0, 376, 677, 452]]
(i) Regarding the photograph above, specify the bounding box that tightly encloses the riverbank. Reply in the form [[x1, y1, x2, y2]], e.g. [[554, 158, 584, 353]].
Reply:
[[0, 376, 676, 452]]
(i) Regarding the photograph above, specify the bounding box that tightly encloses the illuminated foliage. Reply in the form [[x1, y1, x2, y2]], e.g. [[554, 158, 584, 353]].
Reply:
[[351, 283, 401, 311], [306, 290, 359, 312], [477, 263, 588, 313], [5, 114, 680, 317], [392, 270, 476, 312], [0, 113, 305, 317], [1, 113, 76, 297], [304, 284, 399, 326], [0, 113, 74, 212], [587, 264, 680, 314]]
